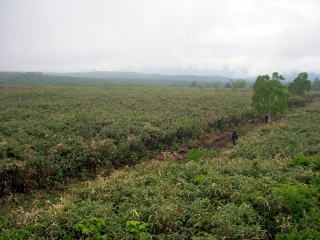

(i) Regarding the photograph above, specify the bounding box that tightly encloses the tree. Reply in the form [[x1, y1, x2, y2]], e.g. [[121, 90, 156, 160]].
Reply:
[[312, 77, 320, 91], [232, 79, 246, 88], [190, 80, 198, 87], [288, 72, 311, 96], [252, 72, 289, 121], [224, 82, 232, 88]]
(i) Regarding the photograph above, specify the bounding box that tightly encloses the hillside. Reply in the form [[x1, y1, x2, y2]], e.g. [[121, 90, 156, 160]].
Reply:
[[48, 71, 231, 83], [0, 72, 232, 86]]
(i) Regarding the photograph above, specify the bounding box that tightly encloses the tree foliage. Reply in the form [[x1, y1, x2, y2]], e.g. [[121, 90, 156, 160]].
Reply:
[[232, 79, 246, 88], [224, 79, 246, 89], [288, 72, 311, 96], [224, 82, 232, 88], [312, 77, 320, 91], [252, 72, 289, 117], [190, 80, 198, 87]]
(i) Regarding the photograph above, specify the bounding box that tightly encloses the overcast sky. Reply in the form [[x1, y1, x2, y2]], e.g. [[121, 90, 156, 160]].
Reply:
[[0, 0, 320, 77]]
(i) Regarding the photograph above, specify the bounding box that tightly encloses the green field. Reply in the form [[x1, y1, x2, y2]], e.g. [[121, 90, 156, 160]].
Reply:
[[0, 86, 254, 196], [1, 99, 319, 239]]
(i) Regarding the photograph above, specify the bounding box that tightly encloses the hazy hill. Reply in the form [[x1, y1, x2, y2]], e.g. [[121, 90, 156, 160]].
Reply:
[[48, 71, 231, 82], [0, 71, 231, 86]]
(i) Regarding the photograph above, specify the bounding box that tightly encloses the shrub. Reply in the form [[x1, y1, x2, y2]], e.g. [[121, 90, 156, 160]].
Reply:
[[308, 154, 320, 171], [290, 154, 320, 170], [186, 149, 216, 163], [274, 184, 319, 218], [73, 218, 108, 240], [275, 228, 320, 240], [289, 155, 310, 167], [211, 203, 266, 239], [0, 229, 29, 240], [192, 174, 208, 185], [125, 221, 152, 240], [214, 118, 228, 130], [0, 225, 44, 240]]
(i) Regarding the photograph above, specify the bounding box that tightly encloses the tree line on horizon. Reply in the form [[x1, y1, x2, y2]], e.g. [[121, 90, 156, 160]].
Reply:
[[252, 71, 318, 121], [1, 71, 320, 89], [190, 73, 320, 91]]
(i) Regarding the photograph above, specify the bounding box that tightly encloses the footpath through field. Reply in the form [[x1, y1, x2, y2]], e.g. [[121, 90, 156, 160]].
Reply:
[[152, 114, 283, 163], [151, 95, 320, 163]]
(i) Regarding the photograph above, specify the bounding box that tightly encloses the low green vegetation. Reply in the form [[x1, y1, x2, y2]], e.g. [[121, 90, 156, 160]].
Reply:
[[73, 217, 109, 240], [186, 148, 217, 163], [0, 86, 254, 196], [1, 101, 319, 239], [290, 154, 320, 169]]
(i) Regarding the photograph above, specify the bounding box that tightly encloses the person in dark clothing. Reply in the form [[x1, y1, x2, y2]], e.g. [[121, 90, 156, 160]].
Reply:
[[231, 131, 238, 145], [265, 115, 269, 124]]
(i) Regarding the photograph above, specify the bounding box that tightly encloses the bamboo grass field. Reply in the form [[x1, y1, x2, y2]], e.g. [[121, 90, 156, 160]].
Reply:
[[2, 1, 320, 239], [0, 86, 254, 196], [1, 97, 319, 239]]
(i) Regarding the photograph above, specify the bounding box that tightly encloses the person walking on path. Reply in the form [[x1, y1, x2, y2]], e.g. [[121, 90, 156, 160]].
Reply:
[[231, 131, 238, 145], [265, 115, 269, 124]]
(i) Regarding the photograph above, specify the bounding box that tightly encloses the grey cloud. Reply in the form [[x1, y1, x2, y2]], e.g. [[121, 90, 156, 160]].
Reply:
[[0, 0, 320, 77]]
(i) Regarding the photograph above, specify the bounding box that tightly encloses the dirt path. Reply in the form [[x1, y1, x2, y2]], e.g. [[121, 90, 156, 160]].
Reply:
[[165, 95, 320, 162], [152, 115, 283, 162]]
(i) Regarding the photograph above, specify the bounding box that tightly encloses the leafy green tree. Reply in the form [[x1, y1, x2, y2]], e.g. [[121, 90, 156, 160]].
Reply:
[[252, 72, 289, 121], [288, 72, 311, 96]]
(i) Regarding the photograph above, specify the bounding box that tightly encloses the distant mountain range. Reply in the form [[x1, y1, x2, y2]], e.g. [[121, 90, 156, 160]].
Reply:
[[1, 71, 318, 86], [48, 71, 232, 83], [0, 71, 235, 86]]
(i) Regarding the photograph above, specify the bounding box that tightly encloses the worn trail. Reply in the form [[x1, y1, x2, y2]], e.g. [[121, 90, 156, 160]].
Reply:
[[152, 115, 283, 162], [154, 95, 320, 162]]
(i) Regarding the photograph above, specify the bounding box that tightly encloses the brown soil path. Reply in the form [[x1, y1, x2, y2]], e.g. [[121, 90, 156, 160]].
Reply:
[[152, 115, 283, 162], [153, 94, 320, 163]]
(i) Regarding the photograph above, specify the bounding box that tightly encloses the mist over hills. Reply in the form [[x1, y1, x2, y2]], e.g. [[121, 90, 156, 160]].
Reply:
[[48, 71, 232, 83], [0, 71, 233, 86], [0, 71, 318, 86], [46, 71, 320, 82]]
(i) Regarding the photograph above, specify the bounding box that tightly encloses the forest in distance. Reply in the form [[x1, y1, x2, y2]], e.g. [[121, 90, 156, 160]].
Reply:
[[1, 71, 320, 89], [0, 72, 231, 87]]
